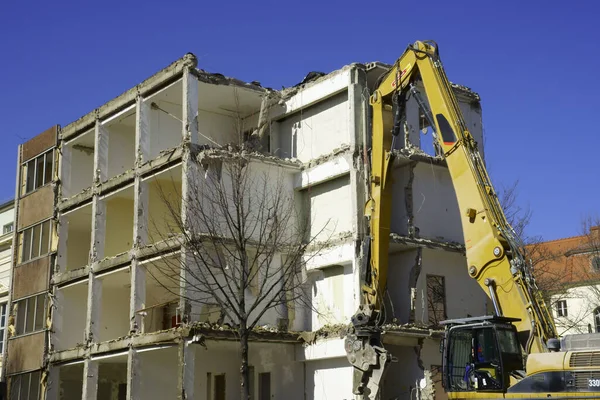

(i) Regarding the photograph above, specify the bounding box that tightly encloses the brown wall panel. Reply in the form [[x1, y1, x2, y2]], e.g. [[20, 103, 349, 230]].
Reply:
[[22, 125, 57, 162], [6, 332, 45, 374], [12, 257, 50, 300], [18, 185, 54, 229]]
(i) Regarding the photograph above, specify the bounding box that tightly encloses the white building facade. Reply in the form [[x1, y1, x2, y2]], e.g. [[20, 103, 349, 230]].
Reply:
[[4, 54, 489, 400]]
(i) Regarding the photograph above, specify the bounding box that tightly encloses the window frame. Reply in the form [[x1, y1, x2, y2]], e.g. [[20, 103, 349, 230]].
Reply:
[[3, 222, 14, 235], [18, 219, 52, 264], [21, 149, 54, 196], [14, 293, 46, 337], [594, 307, 600, 333], [9, 370, 41, 400], [426, 274, 447, 324], [556, 300, 568, 317], [0, 302, 6, 354]]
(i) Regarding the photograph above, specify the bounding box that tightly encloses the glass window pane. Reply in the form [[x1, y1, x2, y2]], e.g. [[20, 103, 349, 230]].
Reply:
[[0, 328, 4, 353], [25, 297, 35, 333], [29, 371, 41, 400], [21, 229, 32, 263], [40, 221, 50, 256], [26, 160, 35, 193], [44, 151, 53, 185], [35, 155, 44, 189], [20, 373, 30, 400], [31, 224, 41, 259], [34, 295, 45, 331], [9, 374, 20, 400], [16, 301, 26, 335]]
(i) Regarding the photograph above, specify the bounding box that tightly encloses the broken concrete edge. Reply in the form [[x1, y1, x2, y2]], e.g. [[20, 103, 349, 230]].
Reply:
[[390, 233, 465, 254], [392, 148, 447, 168], [301, 144, 353, 170], [60, 54, 198, 141], [59, 55, 272, 144], [279, 63, 366, 102], [48, 320, 443, 365], [192, 145, 302, 170]]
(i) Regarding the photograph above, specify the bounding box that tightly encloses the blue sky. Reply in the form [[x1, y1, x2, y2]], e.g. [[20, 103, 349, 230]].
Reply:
[[0, 0, 598, 240]]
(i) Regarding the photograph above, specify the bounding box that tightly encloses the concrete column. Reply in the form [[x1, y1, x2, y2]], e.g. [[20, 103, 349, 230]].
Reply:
[[91, 197, 106, 261], [178, 152, 195, 322], [177, 340, 196, 400], [44, 365, 60, 400], [49, 287, 64, 352], [94, 120, 109, 184], [82, 359, 99, 400], [133, 179, 148, 249], [135, 96, 150, 166], [56, 213, 69, 273], [405, 95, 421, 148], [126, 348, 141, 400], [85, 276, 101, 342], [129, 259, 146, 333], [60, 143, 72, 197], [182, 69, 199, 144]]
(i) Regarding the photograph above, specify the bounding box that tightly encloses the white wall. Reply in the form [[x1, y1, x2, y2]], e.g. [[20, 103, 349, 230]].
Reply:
[[276, 91, 349, 162], [0, 205, 14, 293], [99, 275, 131, 342], [552, 285, 600, 336], [139, 347, 179, 399], [104, 196, 134, 258], [386, 249, 487, 325], [148, 100, 183, 160], [303, 175, 353, 242], [310, 263, 354, 330], [55, 283, 88, 350], [193, 340, 302, 400], [68, 147, 94, 195], [305, 357, 353, 400], [197, 110, 238, 146], [106, 123, 135, 180], [411, 163, 463, 243]]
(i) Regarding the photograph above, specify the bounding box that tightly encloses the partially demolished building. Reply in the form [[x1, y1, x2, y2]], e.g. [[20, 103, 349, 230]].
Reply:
[[4, 53, 490, 400]]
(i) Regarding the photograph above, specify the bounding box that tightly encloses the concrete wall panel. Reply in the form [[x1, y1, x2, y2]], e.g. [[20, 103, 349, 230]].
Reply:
[[139, 347, 178, 399], [305, 357, 353, 400], [304, 175, 352, 242], [106, 124, 135, 180], [18, 185, 54, 230], [416, 250, 487, 324], [105, 197, 134, 258], [193, 341, 302, 400], [6, 332, 45, 374], [12, 257, 50, 300], [22, 126, 57, 162], [148, 100, 182, 159], [412, 163, 463, 243], [69, 147, 94, 195], [276, 92, 349, 162]]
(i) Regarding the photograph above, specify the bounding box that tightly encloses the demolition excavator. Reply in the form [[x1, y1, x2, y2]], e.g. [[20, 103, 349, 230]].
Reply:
[[344, 40, 600, 399]]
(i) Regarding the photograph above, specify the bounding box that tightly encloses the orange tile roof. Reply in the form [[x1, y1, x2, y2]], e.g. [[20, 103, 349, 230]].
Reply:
[[528, 227, 600, 289]]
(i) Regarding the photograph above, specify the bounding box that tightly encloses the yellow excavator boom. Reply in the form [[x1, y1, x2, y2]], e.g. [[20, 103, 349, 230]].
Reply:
[[345, 40, 557, 399]]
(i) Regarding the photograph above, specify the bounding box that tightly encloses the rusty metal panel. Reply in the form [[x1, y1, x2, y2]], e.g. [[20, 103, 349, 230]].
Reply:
[[12, 257, 50, 300], [22, 125, 58, 162], [6, 332, 45, 374], [18, 185, 54, 230]]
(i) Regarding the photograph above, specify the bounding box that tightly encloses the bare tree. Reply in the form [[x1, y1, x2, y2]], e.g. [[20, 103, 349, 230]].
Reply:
[[148, 153, 331, 400]]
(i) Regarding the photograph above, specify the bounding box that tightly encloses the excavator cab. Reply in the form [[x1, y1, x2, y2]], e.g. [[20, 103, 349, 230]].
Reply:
[[441, 316, 525, 394]]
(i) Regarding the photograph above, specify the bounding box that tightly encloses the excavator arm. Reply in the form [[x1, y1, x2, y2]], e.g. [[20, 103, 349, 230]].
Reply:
[[345, 40, 557, 399]]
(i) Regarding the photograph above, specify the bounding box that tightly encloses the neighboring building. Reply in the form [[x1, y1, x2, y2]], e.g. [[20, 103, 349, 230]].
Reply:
[[3, 54, 489, 400], [533, 225, 600, 337], [0, 200, 15, 377]]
